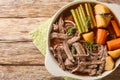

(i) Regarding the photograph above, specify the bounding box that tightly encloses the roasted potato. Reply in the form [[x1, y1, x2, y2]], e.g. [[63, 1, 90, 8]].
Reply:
[[83, 31, 94, 43], [108, 49, 120, 59], [105, 56, 115, 70], [95, 14, 111, 28], [94, 4, 110, 14]]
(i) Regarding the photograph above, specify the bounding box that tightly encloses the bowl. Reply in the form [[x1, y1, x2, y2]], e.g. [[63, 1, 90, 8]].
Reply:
[[45, 0, 120, 80]]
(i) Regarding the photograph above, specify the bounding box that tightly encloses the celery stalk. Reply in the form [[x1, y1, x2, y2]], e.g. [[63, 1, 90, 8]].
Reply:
[[88, 3, 96, 27], [71, 9, 82, 33], [75, 9, 84, 32], [79, 5, 88, 32], [78, 7, 86, 32], [85, 3, 94, 29]]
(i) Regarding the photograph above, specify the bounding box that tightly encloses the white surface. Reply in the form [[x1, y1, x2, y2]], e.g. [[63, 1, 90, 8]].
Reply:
[[45, 0, 120, 80]]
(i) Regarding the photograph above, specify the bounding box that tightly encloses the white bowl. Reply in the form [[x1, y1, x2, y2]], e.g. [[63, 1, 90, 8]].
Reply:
[[45, 0, 120, 80]]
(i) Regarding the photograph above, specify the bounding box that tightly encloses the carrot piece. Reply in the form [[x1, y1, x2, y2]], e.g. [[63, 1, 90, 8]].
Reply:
[[96, 29, 108, 44], [111, 20, 120, 37], [107, 38, 120, 51]]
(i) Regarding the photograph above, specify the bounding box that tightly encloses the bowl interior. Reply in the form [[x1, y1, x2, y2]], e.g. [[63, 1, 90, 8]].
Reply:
[[45, 0, 120, 80]]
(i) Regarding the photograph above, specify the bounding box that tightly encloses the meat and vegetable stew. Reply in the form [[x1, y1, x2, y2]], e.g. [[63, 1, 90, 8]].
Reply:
[[49, 2, 120, 76]]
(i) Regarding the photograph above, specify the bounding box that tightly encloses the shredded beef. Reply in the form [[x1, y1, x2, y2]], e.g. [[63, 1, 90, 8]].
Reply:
[[50, 16, 108, 76], [63, 41, 74, 62], [50, 32, 66, 39]]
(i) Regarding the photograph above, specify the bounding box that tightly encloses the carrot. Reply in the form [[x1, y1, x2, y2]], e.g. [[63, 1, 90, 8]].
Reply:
[[107, 38, 120, 51], [96, 29, 108, 44], [111, 20, 120, 37]]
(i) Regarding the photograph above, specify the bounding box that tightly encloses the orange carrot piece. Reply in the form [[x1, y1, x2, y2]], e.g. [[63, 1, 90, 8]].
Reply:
[[107, 38, 120, 51], [111, 20, 120, 37], [96, 29, 108, 44]]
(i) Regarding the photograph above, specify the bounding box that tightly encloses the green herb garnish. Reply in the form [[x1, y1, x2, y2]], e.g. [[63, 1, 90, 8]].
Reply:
[[100, 13, 113, 18], [83, 42, 99, 54], [83, 42, 93, 54], [66, 27, 76, 36]]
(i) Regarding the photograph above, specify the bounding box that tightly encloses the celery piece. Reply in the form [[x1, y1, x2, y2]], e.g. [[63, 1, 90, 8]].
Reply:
[[80, 5, 86, 21], [79, 5, 88, 32], [71, 9, 82, 33], [88, 3, 97, 27], [75, 9, 84, 32], [85, 3, 94, 29], [78, 7, 86, 32]]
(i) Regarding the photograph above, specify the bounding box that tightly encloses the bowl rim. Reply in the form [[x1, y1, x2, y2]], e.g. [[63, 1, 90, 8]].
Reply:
[[45, 0, 120, 79]]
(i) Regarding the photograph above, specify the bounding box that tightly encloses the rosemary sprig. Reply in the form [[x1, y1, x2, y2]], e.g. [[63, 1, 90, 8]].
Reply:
[[66, 27, 76, 36], [83, 42, 93, 54], [100, 13, 113, 18], [83, 42, 99, 54]]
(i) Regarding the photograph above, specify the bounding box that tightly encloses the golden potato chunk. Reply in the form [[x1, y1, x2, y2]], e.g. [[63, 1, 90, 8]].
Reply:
[[105, 56, 115, 71], [108, 49, 120, 59], [94, 4, 110, 14], [96, 15, 106, 28], [83, 31, 94, 43], [95, 15, 111, 28]]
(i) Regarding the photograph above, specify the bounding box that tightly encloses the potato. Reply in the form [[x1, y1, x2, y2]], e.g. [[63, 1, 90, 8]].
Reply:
[[96, 15, 106, 28], [108, 49, 120, 59], [94, 4, 110, 14], [83, 31, 94, 43], [105, 56, 115, 71], [95, 15, 111, 28]]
